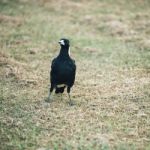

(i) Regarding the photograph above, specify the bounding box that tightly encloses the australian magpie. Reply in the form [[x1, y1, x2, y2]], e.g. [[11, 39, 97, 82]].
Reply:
[[47, 38, 76, 105]]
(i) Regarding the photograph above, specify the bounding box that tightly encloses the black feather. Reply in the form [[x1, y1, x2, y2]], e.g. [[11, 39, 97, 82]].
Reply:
[[49, 38, 76, 95]]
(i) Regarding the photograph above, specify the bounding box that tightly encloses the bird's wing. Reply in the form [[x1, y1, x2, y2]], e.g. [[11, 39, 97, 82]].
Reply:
[[68, 59, 76, 87], [72, 59, 76, 71], [51, 58, 57, 69], [50, 58, 57, 84]]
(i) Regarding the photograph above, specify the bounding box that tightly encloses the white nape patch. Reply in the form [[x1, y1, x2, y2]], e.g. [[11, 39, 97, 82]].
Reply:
[[59, 40, 65, 46], [57, 84, 66, 88]]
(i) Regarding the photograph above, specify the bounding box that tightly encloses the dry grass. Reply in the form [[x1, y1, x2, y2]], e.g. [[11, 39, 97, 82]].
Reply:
[[0, 0, 150, 149]]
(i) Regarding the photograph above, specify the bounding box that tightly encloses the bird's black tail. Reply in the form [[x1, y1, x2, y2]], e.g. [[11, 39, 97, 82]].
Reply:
[[55, 87, 65, 94]]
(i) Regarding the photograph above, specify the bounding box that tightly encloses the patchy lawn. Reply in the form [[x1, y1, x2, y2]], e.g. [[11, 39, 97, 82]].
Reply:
[[0, 0, 150, 149]]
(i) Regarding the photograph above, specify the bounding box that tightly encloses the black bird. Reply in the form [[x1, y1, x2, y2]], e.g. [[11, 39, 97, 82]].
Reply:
[[47, 38, 76, 105]]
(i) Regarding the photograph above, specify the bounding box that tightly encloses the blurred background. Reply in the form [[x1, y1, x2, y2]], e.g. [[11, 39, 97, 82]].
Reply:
[[0, 0, 150, 149]]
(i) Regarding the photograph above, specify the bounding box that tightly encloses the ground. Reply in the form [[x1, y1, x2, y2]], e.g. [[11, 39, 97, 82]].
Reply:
[[0, 0, 150, 149]]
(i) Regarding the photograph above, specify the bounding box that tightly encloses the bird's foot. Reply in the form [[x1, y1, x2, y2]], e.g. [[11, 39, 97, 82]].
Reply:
[[68, 100, 75, 106], [45, 96, 52, 103], [57, 93, 63, 101]]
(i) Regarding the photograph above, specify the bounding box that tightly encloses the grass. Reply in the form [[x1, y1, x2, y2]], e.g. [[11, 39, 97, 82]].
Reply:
[[0, 0, 150, 149]]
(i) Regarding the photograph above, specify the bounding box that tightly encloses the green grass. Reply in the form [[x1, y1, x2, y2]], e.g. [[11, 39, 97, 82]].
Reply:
[[0, 0, 150, 149]]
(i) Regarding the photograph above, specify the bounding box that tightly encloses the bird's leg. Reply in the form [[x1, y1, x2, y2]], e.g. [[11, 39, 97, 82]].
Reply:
[[61, 93, 63, 101], [46, 85, 54, 102], [67, 87, 74, 106], [48, 92, 52, 101], [68, 93, 72, 104], [68, 93, 75, 106]]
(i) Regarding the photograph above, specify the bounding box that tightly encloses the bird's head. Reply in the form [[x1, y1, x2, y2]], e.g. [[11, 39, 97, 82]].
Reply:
[[58, 38, 70, 47]]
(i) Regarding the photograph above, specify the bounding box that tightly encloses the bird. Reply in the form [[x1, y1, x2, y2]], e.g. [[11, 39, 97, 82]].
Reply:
[[47, 38, 76, 105]]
